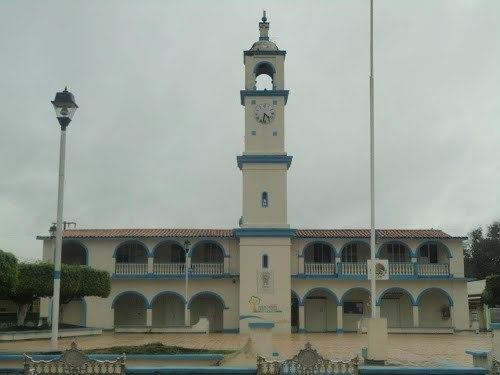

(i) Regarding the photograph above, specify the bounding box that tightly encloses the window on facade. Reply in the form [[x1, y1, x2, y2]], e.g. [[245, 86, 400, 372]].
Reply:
[[305, 243, 332, 263], [387, 243, 407, 262], [420, 243, 438, 264], [341, 244, 358, 262], [343, 301, 363, 314], [261, 192, 268, 207], [262, 254, 269, 269], [203, 243, 224, 263], [116, 243, 147, 263]]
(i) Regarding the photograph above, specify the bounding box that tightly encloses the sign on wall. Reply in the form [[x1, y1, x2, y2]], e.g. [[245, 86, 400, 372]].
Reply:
[[367, 259, 389, 280]]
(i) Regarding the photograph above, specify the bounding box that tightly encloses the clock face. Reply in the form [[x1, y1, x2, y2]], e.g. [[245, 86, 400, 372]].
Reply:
[[254, 103, 276, 124]]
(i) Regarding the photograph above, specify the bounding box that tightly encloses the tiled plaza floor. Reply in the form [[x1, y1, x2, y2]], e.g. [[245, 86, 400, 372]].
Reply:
[[0, 331, 492, 367]]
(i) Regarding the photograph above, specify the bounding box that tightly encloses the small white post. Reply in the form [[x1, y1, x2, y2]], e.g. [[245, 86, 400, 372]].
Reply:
[[412, 305, 419, 327]]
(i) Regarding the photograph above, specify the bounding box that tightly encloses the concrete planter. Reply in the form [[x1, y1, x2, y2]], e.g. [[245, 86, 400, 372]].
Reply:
[[0, 327, 102, 341]]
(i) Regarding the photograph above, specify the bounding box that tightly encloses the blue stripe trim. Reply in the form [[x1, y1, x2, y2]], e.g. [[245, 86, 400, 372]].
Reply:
[[358, 367, 487, 374], [53, 271, 61, 279], [234, 228, 296, 238], [491, 323, 500, 330], [112, 273, 237, 280], [248, 322, 274, 329], [240, 90, 289, 105], [237, 154, 293, 169]]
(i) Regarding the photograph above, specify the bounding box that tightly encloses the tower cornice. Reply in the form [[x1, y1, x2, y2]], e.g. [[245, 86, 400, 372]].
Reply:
[[240, 89, 289, 105]]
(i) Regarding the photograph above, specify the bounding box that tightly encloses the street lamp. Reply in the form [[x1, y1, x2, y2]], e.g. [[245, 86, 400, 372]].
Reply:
[[184, 240, 191, 326], [50, 87, 78, 349]]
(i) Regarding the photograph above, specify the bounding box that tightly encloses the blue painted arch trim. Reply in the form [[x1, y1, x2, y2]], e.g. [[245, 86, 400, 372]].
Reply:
[[416, 240, 453, 258], [302, 287, 339, 305], [152, 240, 186, 258], [253, 61, 276, 75], [416, 287, 454, 306], [300, 240, 337, 258], [339, 240, 370, 258], [111, 291, 149, 309], [187, 291, 228, 310], [150, 291, 187, 307], [188, 239, 228, 257], [113, 239, 151, 258], [375, 240, 413, 258], [340, 287, 371, 304], [376, 287, 416, 306], [62, 239, 89, 265]]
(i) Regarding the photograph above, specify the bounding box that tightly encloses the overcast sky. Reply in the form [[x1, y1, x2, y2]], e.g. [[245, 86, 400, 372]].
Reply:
[[1, 1, 499, 261]]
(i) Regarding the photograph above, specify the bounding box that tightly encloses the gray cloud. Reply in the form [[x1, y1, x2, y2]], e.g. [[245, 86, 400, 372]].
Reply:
[[1, 0, 499, 260]]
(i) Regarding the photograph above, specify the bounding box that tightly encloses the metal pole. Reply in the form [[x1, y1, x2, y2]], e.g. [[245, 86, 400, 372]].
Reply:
[[185, 245, 189, 326], [50, 128, 67, 349], [369, 0, 377, 318]]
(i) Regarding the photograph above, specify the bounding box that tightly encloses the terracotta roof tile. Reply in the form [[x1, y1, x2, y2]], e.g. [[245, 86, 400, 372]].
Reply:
[[48, 228, 458, 240], [61, 228, 234, 239]]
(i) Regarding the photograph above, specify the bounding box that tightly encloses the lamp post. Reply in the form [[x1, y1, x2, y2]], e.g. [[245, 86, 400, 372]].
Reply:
[[50, 87, 78, 349], [184, 240, 190, 326]]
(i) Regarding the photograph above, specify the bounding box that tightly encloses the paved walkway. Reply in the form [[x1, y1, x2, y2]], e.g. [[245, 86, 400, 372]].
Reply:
[[0, 331, 492, 367]]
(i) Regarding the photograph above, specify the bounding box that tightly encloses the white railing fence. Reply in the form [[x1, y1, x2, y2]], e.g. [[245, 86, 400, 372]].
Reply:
[[340, 262, 367, 275], [153, 263, 185, 275], [418, 263, 449, 276], [191, 262, 224, 275], [115, 262, 148, 274], [304, 262, 336, 275], [389, 262, 414, 276]]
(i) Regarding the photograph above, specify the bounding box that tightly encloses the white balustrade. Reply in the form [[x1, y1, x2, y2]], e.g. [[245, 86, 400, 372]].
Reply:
[[115, 262, 148, 274], [418, 263, 450, 276], [304, 262, 336, 275], [153, 263, 185, 275], [340, 262, 367, 275], [389, 262, 414, 276], [191, 262, 224, 275]]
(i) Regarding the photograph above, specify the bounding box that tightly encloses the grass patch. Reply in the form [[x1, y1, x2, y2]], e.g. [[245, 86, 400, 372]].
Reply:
[[35, 342, 235, 355]]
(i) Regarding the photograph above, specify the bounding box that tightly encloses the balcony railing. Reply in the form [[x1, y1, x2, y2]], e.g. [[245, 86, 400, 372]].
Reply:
[[115, 262, 148, 275], [191, 262, 224, 275], [389, 262, 414, 276], [153, 263, 185, 275], [339, 262, 367, 276], [304, 262, 336, 275], [417, 263, 450, 276]]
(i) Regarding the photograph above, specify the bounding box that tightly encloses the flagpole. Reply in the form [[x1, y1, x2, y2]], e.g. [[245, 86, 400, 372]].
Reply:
[[369, 0, 377, 319]]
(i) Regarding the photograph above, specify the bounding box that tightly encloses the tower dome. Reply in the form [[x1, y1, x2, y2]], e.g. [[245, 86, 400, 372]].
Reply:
[[249, 11, 279, 51]]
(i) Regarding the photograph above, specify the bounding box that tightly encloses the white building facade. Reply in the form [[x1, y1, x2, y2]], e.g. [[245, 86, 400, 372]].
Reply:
[[38, 15, 469, 334]]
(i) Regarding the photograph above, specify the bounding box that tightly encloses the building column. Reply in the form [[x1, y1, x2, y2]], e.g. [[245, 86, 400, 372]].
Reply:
[[412, 305, 419, 327], [299, 256, 304, 274], [146, 308, 152, 327], [111, 257, 116, 274], [375, 305, 381, 318], [185, 307, 191, 327], [450, 305, 455, 329], [299, 305, 305, 332], [147, 257, 154, 274], [337, 305, 343, 333], [224, 256, 229, 274], [411, 254, 418, 276]]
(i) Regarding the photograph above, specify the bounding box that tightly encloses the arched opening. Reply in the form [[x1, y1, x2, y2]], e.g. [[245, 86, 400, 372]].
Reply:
[[153, 242, 185, 275], [303, 242, 335, 275], [261, 192, 268, 207], [342, 288, 371, 332], [61, 241, 87, 265], [303, 288, 338, 332], [417, 242, 450, 276], [379, 290, 414, 328], [418, 289, 453, 328], [254, 62, 275, 91], [114, 241, 149, 275], [60, 299, 85, 327], [291, 291, 299, 333], [113, 292, 148, 327], [189, 293, 224, 332], [339, 242, 370, 276], [151, 293, 185, 327], [191, 242, 225, 275], [378, 242, 413, 276]]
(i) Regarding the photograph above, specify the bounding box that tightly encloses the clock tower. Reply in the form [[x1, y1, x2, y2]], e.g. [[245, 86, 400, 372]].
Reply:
[[236, 12, 293, 333]]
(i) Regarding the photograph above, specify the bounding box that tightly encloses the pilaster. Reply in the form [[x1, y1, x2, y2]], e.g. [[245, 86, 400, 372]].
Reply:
[[337, 305, 343, 332], [298, 305, 305, 333], [412, 305, 419, 327], [146, 308, 152, 327]]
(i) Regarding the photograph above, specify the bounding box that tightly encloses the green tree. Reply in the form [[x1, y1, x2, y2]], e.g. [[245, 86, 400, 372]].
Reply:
[[8, 262, 111, 326], [482, 275, 500, 307], [464, 220, 500, 279], [0, 249, 18, 294]]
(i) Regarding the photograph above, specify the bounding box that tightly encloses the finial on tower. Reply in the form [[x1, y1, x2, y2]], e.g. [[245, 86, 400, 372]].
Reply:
[[259, 10, 270, 40]]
